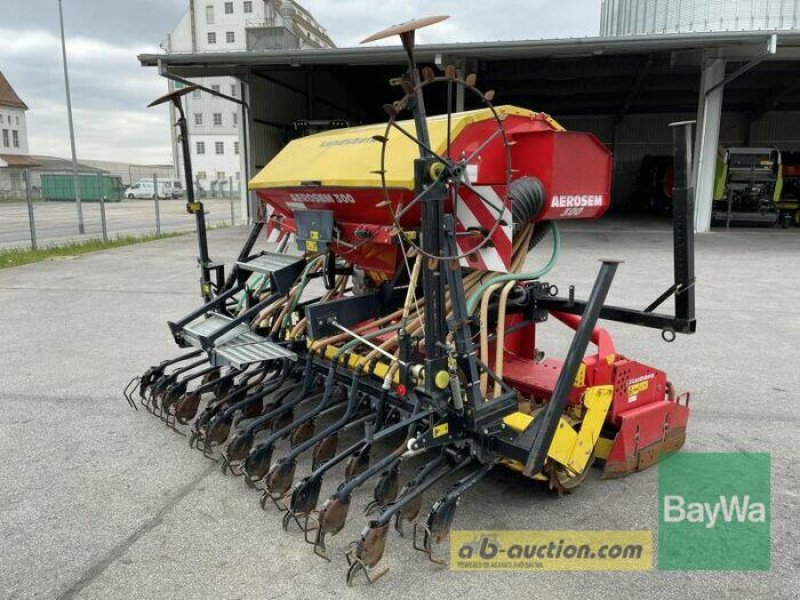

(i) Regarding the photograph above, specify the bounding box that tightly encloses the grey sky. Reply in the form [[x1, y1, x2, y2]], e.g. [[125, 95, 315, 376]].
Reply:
[[0, 0, 600, 164]]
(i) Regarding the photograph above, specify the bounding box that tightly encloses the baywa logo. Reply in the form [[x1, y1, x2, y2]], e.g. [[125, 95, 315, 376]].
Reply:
[[658, 453, 771, 571], [663, 494, 767, 529]]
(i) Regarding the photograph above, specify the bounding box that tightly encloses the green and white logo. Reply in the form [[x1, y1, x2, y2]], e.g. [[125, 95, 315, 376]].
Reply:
[[658, 452, 770, 571]]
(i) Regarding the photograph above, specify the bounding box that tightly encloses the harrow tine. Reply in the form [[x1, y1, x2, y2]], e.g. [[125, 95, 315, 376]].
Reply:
[[344, 455, 472, 585], [412, 460, 497, 565], [221, 382, 304, 475], [364, 463, 400, 516], [310, 409, 434, 558], [391, 454, 450, 537], [175, 365, 246, 425], [345, 524, 391, 586], [284, 438, 367, 532], [135, 349, 204, 402], [311, 433, 339, 469], [147, 357, 209, 415], [123, 376, 140, 410], [244, 364, 343, 487], [264, 372, 380, 503], [161, 364, 219, 417], [241, 390, 327, 485], [204, 363, 290, 448]]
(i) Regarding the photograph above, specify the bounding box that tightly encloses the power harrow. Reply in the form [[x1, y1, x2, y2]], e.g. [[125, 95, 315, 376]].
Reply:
[[127, 16, 697, 585]]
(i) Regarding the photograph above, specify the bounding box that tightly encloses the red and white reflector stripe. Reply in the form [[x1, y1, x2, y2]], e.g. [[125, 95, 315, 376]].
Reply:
[[263, 204, 285, 243], [454, 185, 513, 273]]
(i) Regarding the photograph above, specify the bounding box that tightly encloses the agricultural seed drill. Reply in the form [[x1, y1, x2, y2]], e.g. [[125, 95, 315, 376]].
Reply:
[[127, 16, 697, 585]]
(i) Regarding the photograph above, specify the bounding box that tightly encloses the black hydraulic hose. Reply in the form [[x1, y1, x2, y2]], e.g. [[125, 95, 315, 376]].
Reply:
[[510, 176, 546, 237]]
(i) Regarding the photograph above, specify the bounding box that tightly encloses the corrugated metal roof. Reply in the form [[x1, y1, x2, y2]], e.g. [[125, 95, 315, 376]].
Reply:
[[139, 30, 800, 69], [0, 71, 27, 110]]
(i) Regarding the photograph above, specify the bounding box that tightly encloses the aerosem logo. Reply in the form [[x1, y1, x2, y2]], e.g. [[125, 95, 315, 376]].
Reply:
[[658, 453, 771, 570]]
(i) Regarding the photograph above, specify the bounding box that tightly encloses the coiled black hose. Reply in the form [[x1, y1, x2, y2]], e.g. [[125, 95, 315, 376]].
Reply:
[[509, 176, 549, 250]]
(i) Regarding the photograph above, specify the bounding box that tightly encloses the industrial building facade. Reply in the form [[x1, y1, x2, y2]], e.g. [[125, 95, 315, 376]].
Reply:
[[163, 0, 334, 196]]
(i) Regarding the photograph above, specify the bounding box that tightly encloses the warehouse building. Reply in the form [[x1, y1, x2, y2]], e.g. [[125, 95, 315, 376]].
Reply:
[[141, 6, 800, 232]]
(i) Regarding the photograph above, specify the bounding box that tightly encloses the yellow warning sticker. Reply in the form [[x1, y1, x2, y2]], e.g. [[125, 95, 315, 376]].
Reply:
[[574, 363, 586, 388], [309, 230, 320, 240], [305, 240, 318, 252], [628, 380, 649, 396], [433, 423, 449, 439]]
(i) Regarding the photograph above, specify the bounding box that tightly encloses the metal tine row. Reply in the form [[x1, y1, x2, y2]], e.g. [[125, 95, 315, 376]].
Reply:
[[127, 348, 498, 583]]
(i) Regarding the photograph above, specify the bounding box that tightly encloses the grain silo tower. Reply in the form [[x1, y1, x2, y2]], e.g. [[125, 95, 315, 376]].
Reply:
[[601, 0, 800, 36]]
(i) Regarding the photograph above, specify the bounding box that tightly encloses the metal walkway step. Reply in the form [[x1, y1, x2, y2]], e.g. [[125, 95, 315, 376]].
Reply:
[[235, 251, 306, 295], [182, 313, 249, 348], [214, 334, 297, 370], [181, 313, 296, 368]]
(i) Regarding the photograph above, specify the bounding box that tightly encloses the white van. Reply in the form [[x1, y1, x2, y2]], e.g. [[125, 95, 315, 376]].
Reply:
[[125, 181, 170, 199], [133, 178, 184, 199]]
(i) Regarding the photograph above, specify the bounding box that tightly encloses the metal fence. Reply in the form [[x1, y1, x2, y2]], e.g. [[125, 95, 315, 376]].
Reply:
[[1, 169, 245, 251]]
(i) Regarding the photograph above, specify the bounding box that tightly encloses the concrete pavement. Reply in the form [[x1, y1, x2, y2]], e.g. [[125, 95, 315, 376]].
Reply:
[[0, 221, 798, 599]]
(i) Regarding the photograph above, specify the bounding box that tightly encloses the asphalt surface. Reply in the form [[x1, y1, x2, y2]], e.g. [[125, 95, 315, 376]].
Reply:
[[0, 219, 798, 599], [0, 198, 242, 249]]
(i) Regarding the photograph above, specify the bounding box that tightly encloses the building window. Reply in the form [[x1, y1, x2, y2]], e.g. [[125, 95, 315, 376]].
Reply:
[[194, 113, 203, 125], [207, 32, 216, 44], [192, 89, 201, 99], [12, 130, 19, 148], [2, 129, 8, 147], [197, 170, 207, 180], [15, 116, 19, 126], [213, 113, 222, 126], [205, 5, 215, 23], [224, 2, 233, 14], [215, 141, 224, 154], [197, 141, 206, 154], [232, 112, 238, 126], [211, 84, 220, 93], [230, 84, 237, 97], [234, 141, 240, 155], [236, 171, 241, 179], [226, 31, 235, 43], [243, 1, 253, 13], [217, 171, 226, 180]]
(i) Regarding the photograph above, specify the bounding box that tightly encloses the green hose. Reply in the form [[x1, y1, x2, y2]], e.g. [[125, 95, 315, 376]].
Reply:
[[234, 273, 269, 314], [282, 255, 325, 329], [466, 221, 561, 315]]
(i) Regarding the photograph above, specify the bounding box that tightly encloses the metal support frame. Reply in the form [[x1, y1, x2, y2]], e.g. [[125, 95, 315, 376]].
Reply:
[[522, 260, 620, 477], [693, 58, 725, 233], [694, 36, 776, 233], [539, 121, 697, 337]]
